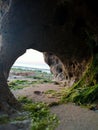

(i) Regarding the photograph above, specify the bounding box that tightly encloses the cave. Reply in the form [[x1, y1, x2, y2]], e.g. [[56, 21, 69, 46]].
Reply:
[[0, 0, 98, 112]]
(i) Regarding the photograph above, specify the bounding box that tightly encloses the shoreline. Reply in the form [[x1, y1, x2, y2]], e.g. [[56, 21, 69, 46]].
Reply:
[[12, 65, 50, 73]]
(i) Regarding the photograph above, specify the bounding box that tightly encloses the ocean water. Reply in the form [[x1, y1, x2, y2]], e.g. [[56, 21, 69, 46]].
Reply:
[[12, 63, 50, 73]]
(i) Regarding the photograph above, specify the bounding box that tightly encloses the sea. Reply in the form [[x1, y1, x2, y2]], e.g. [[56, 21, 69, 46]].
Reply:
[[12, 63, 50, 73]]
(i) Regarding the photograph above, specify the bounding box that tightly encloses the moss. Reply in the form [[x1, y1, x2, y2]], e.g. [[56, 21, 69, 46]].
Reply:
[[9, 80, 31, 90], [9, 68, 54, 87], [45, 89, 64, 100], [61, 53, 98, 105], [45, 90, 57, 94], [13, 116, 28, 121], [17, 96, 59, 130], [9, 78, 54, 90], [18, 96, 33, 104], [0, 115, 9, 124]]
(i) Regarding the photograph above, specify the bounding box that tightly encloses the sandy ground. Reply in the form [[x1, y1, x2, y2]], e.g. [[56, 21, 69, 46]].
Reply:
[[11, 83, 98, 130], [12, 83, 61, 104]]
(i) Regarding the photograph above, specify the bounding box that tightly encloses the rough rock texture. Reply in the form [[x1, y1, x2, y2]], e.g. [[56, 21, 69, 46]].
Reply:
[[0, 0, 98, 112], [0, 120, 31, 130], [43, 52, 88, 86], [43, 52, 66, 84]]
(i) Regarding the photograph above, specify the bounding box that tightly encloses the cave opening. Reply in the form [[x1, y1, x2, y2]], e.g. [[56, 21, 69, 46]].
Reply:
[[8, 49, 52, 83], [8, 49, 62, 108], [12, 49, 50, 70]]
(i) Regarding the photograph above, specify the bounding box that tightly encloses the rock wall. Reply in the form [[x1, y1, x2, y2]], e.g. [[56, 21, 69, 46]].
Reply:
[[43, 52, 66, 83], [43, 52, 88, 86], [0, 0, 9, 19], [0, 0, 98, 112], [1, 0, 97, 85]]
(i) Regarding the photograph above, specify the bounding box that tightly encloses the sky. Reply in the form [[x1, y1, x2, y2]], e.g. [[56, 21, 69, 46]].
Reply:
[[13, 49, 50, 69]]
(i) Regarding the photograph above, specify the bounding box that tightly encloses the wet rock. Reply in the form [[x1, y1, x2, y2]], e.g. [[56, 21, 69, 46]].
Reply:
[[0, 119, 31, 130]]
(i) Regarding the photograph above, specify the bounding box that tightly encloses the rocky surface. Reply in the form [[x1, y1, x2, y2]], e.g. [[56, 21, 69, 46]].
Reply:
[[12, 83, 60, 104], [43, 52, 88, 86], [51, 104, 98, 130], [43, 52, 66, 85], [1, 82, 98, 130], [0, 0, 93, 82], [0, 119, 31, 130], [0, 0, 98, 112]]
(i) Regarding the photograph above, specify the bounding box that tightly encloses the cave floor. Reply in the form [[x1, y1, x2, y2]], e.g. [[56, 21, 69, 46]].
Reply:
[[11, 84, 98, 130], [0, 70, 98, 130], [51, 104, 98, 130]]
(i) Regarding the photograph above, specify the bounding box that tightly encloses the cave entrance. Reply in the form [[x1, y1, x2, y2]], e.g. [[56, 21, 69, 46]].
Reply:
[[8, 49, 61, 103], [9, 49, 51, 81], [13, 49, 50, 70]]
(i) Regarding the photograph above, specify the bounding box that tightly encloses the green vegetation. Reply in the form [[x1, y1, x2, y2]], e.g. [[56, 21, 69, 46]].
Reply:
[[45, 89, 64, 100], [18, 96, 59, 130], [9, 79, 53, 90], [9, 80, 32, 90], [45, 90, 57, 95], [0, 96, 59, 129], [45, 88, 69, 99], [10, 67, 53, 81], [61, 54, 98, 105], [7, 68, 59, 129], [9, 56, 98, 106], [0, 115, 9, 124], [9, 68, 54, 90], [41, 53, 98, 107]]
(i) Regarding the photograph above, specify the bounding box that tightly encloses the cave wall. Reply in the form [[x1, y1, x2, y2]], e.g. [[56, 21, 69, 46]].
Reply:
[[43, 52, 89, 86], [0, 0, 98, 112], [0, 0, 98, 85], [43, 52, 66, 84]]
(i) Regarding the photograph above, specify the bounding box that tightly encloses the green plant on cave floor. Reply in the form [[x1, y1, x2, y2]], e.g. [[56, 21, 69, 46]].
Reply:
[[9, 68, 54, 90], [61, 53, 98, 105], [17, 96, 60, 130], [8, 80, 32, 90], [0, 96, 59, 130], [8, 78, 54, 90]]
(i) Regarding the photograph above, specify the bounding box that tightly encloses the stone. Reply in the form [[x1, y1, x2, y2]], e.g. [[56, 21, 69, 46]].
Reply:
[[0, 0, 98, 111], [43, 52, 88, 86]]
